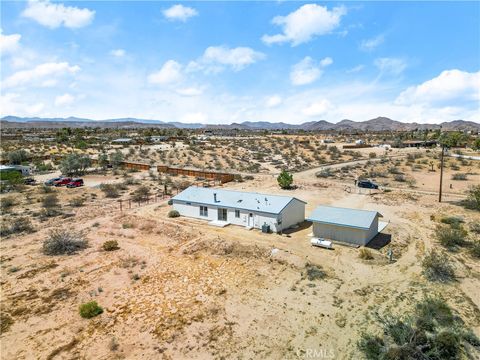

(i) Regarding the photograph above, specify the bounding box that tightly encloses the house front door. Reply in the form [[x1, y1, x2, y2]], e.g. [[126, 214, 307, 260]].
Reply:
[[217, 208, 227, 221]]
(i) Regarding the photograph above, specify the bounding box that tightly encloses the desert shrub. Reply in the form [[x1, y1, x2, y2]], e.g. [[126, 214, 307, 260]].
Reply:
[[102, 240, 119, 251], [435, 225, 468, 249], [131, 185, 151, 202], [100, 183, 119, 198], [39, 184, 54, 193], [388, 166, 402, 175], [69, 197, 86, 207], [10, 217, 34, 234], [358, 297, 477, 360], [451, 173, 467, 181], [440, 216, 464, 228], [304, 263, 326, 281], [357, 334, 384, 360], [0, 196, 16, 212], [422, 250, 455, 282], [79, 301, 103, 319], [462, 185, 480, 210], [358, 248, 374, 260], [393, 174, 406, 182], [470, 241, 480, 258], [368, 152, 377, 159], [42, 194, 59, 209], [43, 229, 88, 255], [316, 169, 332, 178], [168, 210, 180, 218], [470, 222, 480, 234]]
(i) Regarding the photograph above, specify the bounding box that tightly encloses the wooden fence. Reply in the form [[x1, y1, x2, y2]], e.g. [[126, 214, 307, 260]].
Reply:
[[121, 161, 151, 171], [156, 165, 234, 184]]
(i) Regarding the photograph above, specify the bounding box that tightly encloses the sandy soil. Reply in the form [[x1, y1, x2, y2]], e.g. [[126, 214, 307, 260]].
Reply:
[[1, 160, 479, 359]]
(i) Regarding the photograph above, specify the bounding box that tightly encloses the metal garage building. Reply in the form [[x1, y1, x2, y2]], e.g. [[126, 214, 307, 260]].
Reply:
[[307, 205, 387, 246], [171, 186, 306, 233]]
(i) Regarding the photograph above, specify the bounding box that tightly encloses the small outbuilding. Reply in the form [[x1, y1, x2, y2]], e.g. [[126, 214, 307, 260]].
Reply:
[[307, 205, 387, 246], [171, 186, 306, 233]]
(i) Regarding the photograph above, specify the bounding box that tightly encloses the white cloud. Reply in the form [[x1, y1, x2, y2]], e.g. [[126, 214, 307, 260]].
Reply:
[[374, 57, 407, 76], [262, 4, 346, 46], [265, 95, 282, 108], [180, 112, 207, 123], [22, 0, 95, 29], [148, 60, 183, 85], [347, 64, 365, 73], [360, 34, 384, 51], [302, 99, 332, 116], [110, 49, 126, 57], [54, 93, 75, 107], [163, 4, 198, 22], [176, 87, 203, 96], [290, 56, 332, 86], [396, 69, 480, 105], [0, 30, 21, 55], [3, 62, 80, 88], [25, 102, 45, 115], [189, 46, 265, 73]]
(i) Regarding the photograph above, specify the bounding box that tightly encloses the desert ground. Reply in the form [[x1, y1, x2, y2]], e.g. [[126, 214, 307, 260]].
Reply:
[[1, 144, 479, 359]]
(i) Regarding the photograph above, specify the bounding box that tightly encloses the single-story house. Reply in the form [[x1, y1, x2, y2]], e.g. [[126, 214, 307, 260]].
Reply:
[[0, 165, 31, 176], [307, 205, 388, 246], [112, 138, 133, 144], [171, 186, 306, 233]]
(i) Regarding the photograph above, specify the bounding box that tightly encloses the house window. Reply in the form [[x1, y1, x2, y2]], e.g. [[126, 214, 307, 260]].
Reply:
[[235, 210, 240, 218], [186, 202, 191, 205], [200, 206, 208, 217]]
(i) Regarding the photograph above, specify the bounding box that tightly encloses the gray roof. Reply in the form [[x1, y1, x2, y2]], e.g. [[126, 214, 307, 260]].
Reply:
[[307, 205, 382, 230], [172, 186, 306, 215]]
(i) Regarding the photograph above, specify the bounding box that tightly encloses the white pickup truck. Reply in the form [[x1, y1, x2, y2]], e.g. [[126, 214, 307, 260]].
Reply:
[[310, 237, 333, 249]]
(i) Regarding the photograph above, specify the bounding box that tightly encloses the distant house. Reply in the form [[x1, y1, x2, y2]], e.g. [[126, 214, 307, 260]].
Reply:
[[171, 186, 306, 233], [307, 205, 388, 246], [112, 138, 133, 144], [150, 136, 169, 142], [0, 165, 31, 176]]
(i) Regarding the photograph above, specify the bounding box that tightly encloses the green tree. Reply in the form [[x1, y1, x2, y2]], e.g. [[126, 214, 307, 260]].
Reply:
[[98, 152, 109, 170], [472, 138, 480, 151], [59, 153, 92, 176], [438, 132, 468, 148], [277, 169, 293, 189], [8, 150, 29, 165], [109, 150, 124, 169]]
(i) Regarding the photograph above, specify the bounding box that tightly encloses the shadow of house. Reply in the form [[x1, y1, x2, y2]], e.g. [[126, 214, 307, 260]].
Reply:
[[366, 232, 392, 250], [282, 220, 312, 235]]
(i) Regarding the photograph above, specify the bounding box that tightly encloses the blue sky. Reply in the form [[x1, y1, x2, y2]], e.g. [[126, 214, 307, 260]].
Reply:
[[1, 1, 479, 124]]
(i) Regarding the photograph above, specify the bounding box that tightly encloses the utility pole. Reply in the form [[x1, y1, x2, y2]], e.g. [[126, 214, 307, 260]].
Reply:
[[438, 145, 445, 202]]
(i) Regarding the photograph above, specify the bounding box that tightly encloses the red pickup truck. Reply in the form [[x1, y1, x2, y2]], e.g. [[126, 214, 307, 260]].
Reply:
[[54, 177, 72, 187], [66, 179, 84, 188]]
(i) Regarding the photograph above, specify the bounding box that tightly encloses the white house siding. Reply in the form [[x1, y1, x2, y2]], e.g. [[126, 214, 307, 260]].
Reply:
[[172, 199, 305, 233], [279, 199, 306, 231], [312, 222, 370, 246], [365, 217, 379, 243]]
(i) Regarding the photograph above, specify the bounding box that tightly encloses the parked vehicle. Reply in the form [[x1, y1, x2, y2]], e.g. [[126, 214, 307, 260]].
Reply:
[[311, 237, 333, 249], [54, 177, 72, 187], [357, 180, 379, 189], [24, 178, 36, 185], [44, 177, 62, 186], [66, 178, 84, 188]]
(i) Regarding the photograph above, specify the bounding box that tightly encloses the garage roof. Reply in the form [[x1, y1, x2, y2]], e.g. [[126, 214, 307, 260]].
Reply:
[[307, 205, 382, 230], [172, 186, 306, 215]]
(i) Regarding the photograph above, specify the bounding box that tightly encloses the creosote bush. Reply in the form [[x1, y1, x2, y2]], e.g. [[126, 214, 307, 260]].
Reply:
[[69, 197, 86, 207], [102, 240, 119, 251], [79, 301, 103, 319], [168, 210, 180, 218], [358, 297, 479, 360], [358, 248, 374, 260], [422, 250, 455, 282], [435, 224, 468, 249], [43, 229, 88, 255], [304, 262, 326, 281], [100, 183, 120, 198]]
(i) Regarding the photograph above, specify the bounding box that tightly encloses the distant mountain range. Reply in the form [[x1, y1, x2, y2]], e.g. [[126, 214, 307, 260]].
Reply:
[[1, 116, 479, 131]]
